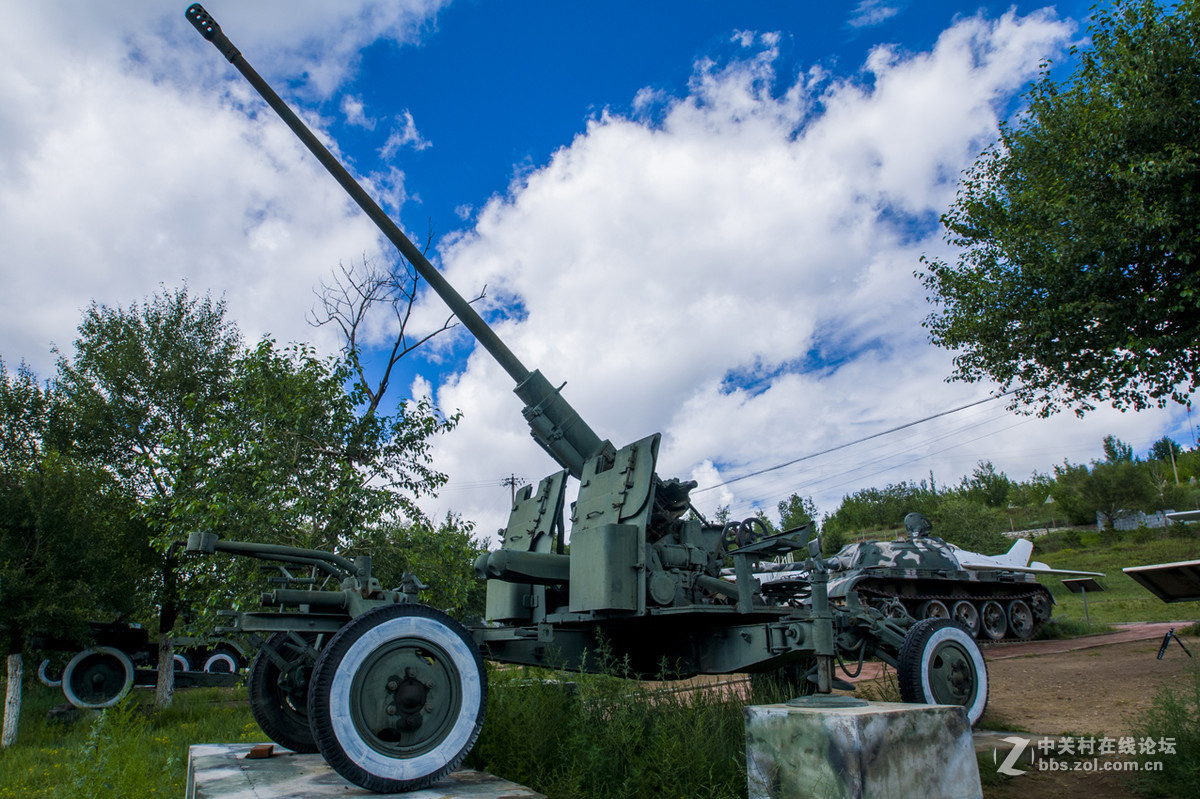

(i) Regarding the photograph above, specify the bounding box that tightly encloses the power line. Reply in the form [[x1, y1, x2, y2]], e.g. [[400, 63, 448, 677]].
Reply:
[[694, 389, 1017, 494]]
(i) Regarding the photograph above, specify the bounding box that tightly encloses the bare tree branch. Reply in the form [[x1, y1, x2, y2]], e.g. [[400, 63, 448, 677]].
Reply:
[[308, 224, 486, 418]]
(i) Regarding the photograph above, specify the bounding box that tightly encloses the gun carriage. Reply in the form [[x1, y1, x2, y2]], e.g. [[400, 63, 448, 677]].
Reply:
[[183, 5, 989, 793]]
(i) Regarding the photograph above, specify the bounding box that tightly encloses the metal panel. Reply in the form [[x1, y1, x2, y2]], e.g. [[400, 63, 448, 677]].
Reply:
[[569, 524, 640, 612], [1123, 560, 1200, 603]]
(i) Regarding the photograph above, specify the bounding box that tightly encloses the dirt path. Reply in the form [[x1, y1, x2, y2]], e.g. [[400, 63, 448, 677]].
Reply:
[[842, 621, 1197, 798], [982, 621, 1192, 737], [975, 622, 1195, 799]]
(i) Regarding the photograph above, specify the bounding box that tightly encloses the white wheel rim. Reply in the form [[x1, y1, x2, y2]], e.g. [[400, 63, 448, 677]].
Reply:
[[38, 658, 63, 688], [918, 626, 988, 725], [173, 654, 191, 672], [328, 616, 482, 779], [62, 646, 134, 709], [204, 652, 238, 673]]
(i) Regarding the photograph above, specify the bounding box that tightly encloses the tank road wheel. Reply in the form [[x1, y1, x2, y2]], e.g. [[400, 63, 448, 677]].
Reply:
[[307, 604, 487, 793], [918, 599, 950, 621], [61, 647, 135, 709], [1029, 593, 1052, 624], [248, 632, 322, 753], [951, 601, 980, 637], [1007, 600, 1035, 640], [898, 618, 989, 726], [979, 600, 1007, 640]]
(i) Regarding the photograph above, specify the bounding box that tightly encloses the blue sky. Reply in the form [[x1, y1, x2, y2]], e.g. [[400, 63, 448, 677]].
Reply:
[[2, 0, 1191, 540]]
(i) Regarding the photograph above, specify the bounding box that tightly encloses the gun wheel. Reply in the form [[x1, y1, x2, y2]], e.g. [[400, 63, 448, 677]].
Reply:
[[61, 646, 134, 709], [248, 632, 323, 753], [307, 604, 486, 793], [203, 649, 241, 674], [897, 618, 988, 726], [37, 657, 65, 688]]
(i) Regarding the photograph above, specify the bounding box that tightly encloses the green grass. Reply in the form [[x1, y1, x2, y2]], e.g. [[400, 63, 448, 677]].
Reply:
[[1129, 662, 1200, 798], [468, 660, 768, 799], [1034, 533, 1200, 626], [0, 682, 256, 799]]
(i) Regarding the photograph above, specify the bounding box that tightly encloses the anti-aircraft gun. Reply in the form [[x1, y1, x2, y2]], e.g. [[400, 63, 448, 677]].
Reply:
[[183, 4, 989, 793]]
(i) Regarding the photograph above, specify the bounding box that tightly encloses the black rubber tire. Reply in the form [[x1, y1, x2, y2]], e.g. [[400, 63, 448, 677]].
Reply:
[[248, 632, 321, 753], [203, 649, 241, 674], [897, 618, 989, 726], [307, 604, 487, 793], [61, 646, 135, 709], [37, 658, 64, 688]]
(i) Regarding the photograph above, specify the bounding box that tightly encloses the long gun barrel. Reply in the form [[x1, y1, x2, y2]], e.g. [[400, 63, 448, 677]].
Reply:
[[185, 4, 611, 478]]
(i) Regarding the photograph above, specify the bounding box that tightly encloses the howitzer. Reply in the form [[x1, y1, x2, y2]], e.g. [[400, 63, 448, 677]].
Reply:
[[183, 4, 989, 793]]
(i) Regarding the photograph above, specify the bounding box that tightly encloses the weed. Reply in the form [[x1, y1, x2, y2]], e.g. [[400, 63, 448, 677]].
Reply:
[[469, 663, 749, 799], [1129, 663, 1200, 798], [0, 683, 253, 799], [1033, 617, 1114, 640]]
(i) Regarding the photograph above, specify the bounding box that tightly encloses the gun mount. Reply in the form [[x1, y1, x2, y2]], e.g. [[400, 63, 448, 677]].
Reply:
[[184, 4, 989, 793]]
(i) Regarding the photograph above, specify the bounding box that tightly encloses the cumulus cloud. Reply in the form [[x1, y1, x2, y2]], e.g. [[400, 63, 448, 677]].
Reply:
[[0, 0, 445, 376], [417, 9, 1185, 539]]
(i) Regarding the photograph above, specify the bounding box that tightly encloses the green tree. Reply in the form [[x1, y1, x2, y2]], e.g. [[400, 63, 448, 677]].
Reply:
[[959, 460, 1012, 508], [171, 335, 462, 636], [347, 514, 487, 621], [54, 287, 241, 708], [1149, 436, 1184, 463], [1053, 455, 1156, 528], [776, 494, 819, 532], [920, 0, 1200, 416], [1102, 434, 1135, 463], [0, 360, 150, 747], [931, 497, 1008, 554]]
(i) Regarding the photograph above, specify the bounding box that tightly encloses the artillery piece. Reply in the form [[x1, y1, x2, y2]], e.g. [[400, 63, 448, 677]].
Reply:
[[183, 4, 989, 793]]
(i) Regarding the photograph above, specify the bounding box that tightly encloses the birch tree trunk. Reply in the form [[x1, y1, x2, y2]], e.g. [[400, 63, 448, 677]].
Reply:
[[2, 653, 23, 748], [155, 634, 175, 709]]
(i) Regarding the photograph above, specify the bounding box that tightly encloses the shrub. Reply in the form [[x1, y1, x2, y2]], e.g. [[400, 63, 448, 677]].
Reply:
[[469, 651, 750, 799], [1132, 523, 1158, 544], [1129, 664, 1200, 797], [1168, 521, 1194, 540]]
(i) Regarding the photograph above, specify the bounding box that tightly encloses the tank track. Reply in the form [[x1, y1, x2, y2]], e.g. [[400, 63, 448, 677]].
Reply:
[[853, 584, 1052, 644]]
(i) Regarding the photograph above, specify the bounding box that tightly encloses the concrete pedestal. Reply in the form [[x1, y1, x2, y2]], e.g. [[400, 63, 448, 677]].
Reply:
[[185, 743, 545, 799], [744, 700, 981, 799]]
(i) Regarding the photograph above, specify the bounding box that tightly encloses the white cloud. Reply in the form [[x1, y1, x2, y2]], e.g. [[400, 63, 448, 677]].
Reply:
[[379, 110, 433, 160], [341, 95, 376, 129], [850, 1, 903, 29], [0, 0, 445, 376], [417, 8, 1186, 541]]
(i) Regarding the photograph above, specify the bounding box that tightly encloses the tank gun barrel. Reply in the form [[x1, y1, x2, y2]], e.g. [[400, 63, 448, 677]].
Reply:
[[185, 4, 610, 477]]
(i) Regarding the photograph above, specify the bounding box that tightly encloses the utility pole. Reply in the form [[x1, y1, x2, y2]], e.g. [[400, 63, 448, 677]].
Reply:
[[500, 474, 526, 505]]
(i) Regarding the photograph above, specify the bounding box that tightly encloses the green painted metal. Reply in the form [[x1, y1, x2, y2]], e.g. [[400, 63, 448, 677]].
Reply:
[[180, 4, 991, 791]]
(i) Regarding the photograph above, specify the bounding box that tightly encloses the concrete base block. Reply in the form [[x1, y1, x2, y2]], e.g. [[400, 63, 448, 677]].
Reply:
[[185, 743, 545, 799], [745, 701, 981, 799]]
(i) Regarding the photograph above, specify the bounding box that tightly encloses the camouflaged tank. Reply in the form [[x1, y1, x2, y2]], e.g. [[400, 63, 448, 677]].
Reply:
[[824, 513, 1054, 641]]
